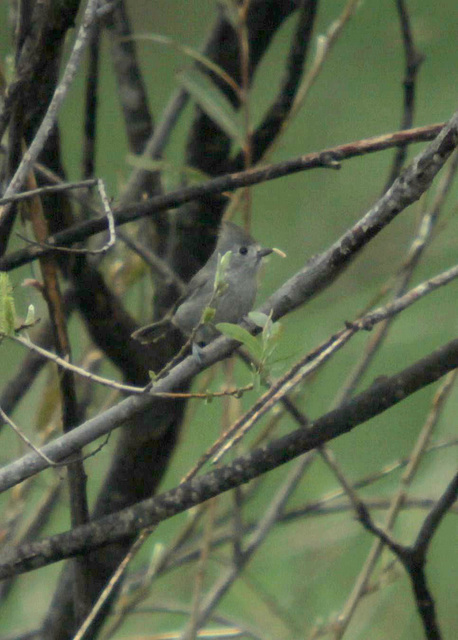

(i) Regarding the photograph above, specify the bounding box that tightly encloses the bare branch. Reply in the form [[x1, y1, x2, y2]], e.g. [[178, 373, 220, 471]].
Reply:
[[0, 121, 446, 272], [0, 337, 457, 578]]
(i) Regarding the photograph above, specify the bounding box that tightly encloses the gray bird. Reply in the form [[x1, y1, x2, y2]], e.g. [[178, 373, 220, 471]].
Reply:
[[132, 222, 273, 348]]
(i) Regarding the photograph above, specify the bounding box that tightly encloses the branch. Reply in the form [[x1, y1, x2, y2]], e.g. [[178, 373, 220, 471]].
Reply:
[[357, 473, 458, 640], [0, 0, 101, 229], [0, 121, 445, 272], [383, 0, 424, 189], [1, 241, 457, 493], [0, 111, 457, 492], [0, 337, 457, 578]]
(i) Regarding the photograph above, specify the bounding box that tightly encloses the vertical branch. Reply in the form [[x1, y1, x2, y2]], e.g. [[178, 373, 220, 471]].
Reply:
[[332, 371, 457, 639], [334, 149, 458, 407], [383, 0, 424, 190], [0, 0, 101, 208], [237, 0, 253, 226], [82, 18, 101, 179], [105, 0, 154, 156]]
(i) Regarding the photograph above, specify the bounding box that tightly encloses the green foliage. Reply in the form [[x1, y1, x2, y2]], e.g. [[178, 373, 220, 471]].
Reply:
[[201, 306, 216, 324], [24, 304, 35, 327], [179, 67, 243, 144], [217, 311, 283, 375], [213, 250, 232, 294], [216, 321, 263, 359], [0, 272, 16, 336]]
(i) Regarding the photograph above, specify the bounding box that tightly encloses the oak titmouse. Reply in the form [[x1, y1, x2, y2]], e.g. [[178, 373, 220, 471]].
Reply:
[[132, 222, 273, 347]]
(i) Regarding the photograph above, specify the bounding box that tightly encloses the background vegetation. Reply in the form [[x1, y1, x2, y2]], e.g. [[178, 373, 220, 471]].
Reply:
[[0, 1, 457, 639]]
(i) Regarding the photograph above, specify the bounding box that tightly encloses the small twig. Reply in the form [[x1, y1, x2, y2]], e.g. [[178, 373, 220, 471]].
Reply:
[[0, 479, 62, 603], [0, 179, 98, 206], [95, 178, 116, 252], [72, 528, 152, 640], [15, 178, 116, 256], [8, 333, 145, 394], [184, 497, 218, 640], [0, 0, 101, 214], [133, 494, 456, 587], [384, 0, 424, 189], [268, 0, 361, 159], [197, 261, 458, 472], [100, 508, 206, 639], [0, 405, 58, 466], [0, 121, 446, 272], [333, 370, 457, 639], [5, 330, 253, 400], [356, 474, 458, 640], [236, 0, 253, 226], [414, 471, 458, 556], [230, 0, 317, 173], [333, 147, 458, 407], [178, 454, 315, 639], [112, 602, 263, 640]]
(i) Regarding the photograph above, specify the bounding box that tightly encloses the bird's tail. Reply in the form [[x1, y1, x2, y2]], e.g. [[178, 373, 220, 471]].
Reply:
[[131, 317, 174, 344]]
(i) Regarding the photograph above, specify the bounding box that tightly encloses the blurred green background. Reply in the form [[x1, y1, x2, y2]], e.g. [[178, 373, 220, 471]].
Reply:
[[0, 1, 457, 638]]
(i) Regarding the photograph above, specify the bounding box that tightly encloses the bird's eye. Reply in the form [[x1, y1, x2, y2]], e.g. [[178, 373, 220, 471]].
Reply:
[[239, 246, 248, 255]]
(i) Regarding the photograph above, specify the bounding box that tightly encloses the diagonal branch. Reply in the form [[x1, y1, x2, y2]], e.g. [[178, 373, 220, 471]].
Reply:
[[0, 337, 457, 579], [0, 121, 446, 272]]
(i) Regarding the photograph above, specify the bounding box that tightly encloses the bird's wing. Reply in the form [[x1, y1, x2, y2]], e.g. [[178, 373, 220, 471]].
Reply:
[[184, 265, 214, 300]]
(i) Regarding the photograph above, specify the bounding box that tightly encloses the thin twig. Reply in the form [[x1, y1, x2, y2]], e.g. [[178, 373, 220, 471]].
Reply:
[[0, 121, 446, 272], [186, 261, 458, 476], [383, 0, 424, 189], [332, 370, 457, 639], [1, 336, 458, 573], [333, 149, 458, 407], [0, 0, 101, 212], [6, 332, 253, 399], [0, 179, 97, 206], [72, 528, 151, 640], [178, 454, 314, 639], [15, 178, 116, 256], [0, 405, 57, 466]]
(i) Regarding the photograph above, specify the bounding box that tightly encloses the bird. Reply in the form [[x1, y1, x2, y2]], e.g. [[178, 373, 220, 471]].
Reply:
[[132, 221, 273, 348]]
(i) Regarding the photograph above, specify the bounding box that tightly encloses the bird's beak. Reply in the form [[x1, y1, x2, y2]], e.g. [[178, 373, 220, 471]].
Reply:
[[257, 247, 274, 259]]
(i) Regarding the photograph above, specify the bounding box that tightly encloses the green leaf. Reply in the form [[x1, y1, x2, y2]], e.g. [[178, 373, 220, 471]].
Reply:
[[219, 0, 239, 28], [127, 33, 240, 96], [0, 273, 16, 336], [179, 68, 243, 144], [252, 369, 261, 392], [126, 155, 209, 185], [24, 304, 35, 327], [216, 322, 263, 360], [248, 311, 271, 328], [214, 251, 232, 291], [202, 306, 216, 324]]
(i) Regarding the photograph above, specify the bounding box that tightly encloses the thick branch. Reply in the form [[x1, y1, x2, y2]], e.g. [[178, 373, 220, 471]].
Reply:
[[0, 122, 445, 272], [0, 337, 457, 578]]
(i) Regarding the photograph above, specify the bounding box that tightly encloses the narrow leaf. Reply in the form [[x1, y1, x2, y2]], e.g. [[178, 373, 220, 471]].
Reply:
[[216, 322, 263, 360], [129, 33, 240, 96], [24, 304, 35, 326], [248, 311, 271, 328], [0, 273, 16, 335], [179, 68, 243, 144], [202, 306, 216, 324]]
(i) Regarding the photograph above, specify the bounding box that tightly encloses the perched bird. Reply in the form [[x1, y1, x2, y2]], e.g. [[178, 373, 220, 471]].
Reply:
[[132, 222, 273, 348]]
